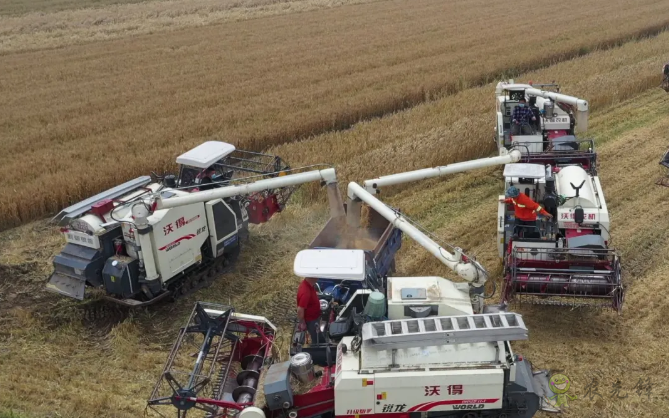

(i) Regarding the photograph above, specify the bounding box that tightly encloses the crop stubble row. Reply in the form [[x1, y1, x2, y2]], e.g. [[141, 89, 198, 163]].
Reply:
[[0, 0, 375, 36], [2, 0, 669, 229]]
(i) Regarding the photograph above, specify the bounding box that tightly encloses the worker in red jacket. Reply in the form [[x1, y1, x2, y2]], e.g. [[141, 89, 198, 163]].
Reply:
[[500, 186, 553, 236], [296, 277, 324, 344]]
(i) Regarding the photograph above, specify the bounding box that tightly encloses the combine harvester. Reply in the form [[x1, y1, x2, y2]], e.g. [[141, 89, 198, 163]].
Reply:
[[147, 177, 559, 418], [494, 80, 595, 170], [493, 81, 624, 312], [47, 141, 341, 307]]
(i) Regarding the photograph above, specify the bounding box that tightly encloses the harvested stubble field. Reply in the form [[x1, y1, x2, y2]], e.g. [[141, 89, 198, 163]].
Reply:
[[2, 0, 669, 417]]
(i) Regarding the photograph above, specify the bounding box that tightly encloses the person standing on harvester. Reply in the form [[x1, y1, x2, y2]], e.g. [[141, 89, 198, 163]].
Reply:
[[501, 186, 552, 236], [511, 97, 536, 135], [296, 276, 324, 344]]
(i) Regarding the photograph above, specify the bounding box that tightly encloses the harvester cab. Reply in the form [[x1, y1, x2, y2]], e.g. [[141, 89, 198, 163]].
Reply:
[[494, 80, 590, 162], [498, 162, 624, 312], [46, 143, 341, 308], [174, 141, 297, 224]]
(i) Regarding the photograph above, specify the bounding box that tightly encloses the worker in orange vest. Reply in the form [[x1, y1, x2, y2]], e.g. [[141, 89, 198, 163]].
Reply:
[[500, 186, 553, 237]]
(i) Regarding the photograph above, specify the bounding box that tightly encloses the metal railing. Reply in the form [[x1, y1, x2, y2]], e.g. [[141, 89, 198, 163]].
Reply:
[[510, 139, 597, 173]]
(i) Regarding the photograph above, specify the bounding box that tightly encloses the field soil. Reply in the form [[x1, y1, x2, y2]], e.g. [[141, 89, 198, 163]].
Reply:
[[1, 1, 669, 417]]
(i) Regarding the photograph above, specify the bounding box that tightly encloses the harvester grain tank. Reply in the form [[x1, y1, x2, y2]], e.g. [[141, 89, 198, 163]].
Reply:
[[47, 141, 341, 307], [296, 203, 402, 306]]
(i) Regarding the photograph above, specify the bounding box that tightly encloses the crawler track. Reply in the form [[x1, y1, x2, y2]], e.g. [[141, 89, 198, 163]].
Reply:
[[77, 243, 242, 333], [168, 243, 241, 301]]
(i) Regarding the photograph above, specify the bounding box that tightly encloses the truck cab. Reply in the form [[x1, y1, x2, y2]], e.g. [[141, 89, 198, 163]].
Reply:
[[294, 249, 383, 307]]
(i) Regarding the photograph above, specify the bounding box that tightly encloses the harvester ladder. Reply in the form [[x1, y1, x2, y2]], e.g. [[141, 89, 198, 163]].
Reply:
[[361, 313, 528, 350]]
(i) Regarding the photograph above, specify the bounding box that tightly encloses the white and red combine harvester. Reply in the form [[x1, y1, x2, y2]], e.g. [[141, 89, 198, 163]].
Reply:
[[47, 141, 340, 307], [147, 179, 558, 418], [494, 80, 595, 169], [497, 161, 624, 312]]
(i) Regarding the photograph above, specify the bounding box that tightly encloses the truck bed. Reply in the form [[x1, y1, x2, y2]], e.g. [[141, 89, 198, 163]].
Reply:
[[309, 205, 401, 276]]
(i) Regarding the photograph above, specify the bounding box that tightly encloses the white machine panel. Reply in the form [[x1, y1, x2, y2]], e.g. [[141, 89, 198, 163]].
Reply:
[[121, 223, 139, 259], [63, 229, 100, 250], [556, 208, 601, 230], [294, 249, 365, 281], [176, 141, 236, 169], [509, 134, 543, 154], [372, 369, 504, 413], [497, 196, 506, 258], [387, 276, 473, 319], [361, 342, 502, 370], [335, 338, 376, 416], [503, 163, 545, 179], [150, 204, 208, 282], [334, 338, 504, 415], [536, 96, 571, 130]]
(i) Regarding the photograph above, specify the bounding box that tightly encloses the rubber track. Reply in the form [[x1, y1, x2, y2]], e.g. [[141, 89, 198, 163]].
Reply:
[[168, 243, 241, 301], [79, 244, 241, 332]]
